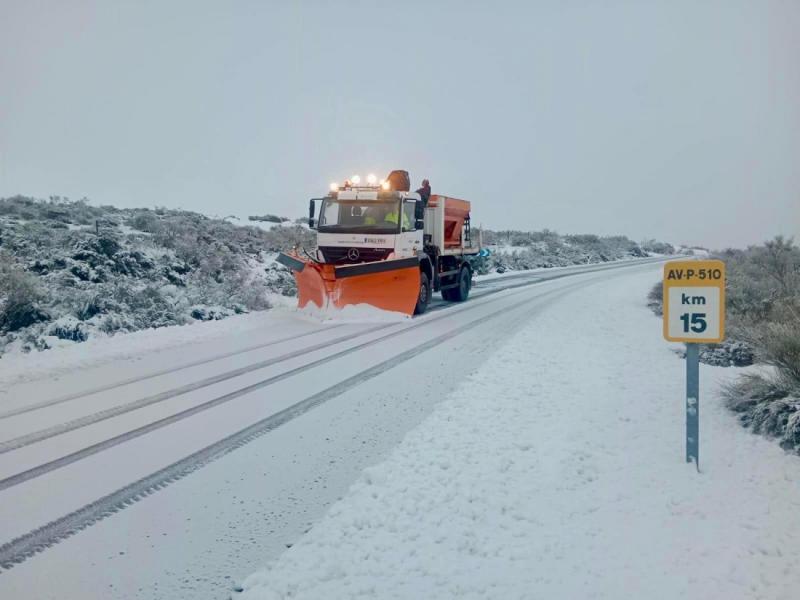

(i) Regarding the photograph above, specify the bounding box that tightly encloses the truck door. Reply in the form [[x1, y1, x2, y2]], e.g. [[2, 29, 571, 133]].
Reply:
[[395, 199, 423, 258]]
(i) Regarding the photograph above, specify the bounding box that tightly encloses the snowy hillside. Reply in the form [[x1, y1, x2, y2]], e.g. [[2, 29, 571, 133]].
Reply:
[[0, 196, 312, 356], [0, 196, 674, 359]]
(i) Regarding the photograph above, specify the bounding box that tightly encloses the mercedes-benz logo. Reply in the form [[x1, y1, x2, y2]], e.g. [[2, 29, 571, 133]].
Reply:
[[347, 248, 360, 261]]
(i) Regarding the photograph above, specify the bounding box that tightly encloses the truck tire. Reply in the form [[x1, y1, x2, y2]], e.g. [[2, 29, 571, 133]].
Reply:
[[450, 266, 471, 302], [414, 271, 431, 315]]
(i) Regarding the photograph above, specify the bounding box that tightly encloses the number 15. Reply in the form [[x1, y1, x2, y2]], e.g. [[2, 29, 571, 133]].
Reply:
[[680, 313, 707, 333]]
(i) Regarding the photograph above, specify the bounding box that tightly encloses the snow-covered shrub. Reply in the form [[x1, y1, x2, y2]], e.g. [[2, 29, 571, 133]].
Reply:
[[0, 254, 49, 332], [264, 262, 297, 296], [129, 211, 160, 233], [699, 340, 754, 367], [647, 282, 663, 316], [123, 285, 187, 329], [260, 224, 315, 253], [782, 410, 800, 454], [48, 316, 90, 342], [249, 214, 289, 223], [723, 372, 800, 452], [641, 239, 676, 255], [190, 305, 235, 321], [746, 316, 800, 387]]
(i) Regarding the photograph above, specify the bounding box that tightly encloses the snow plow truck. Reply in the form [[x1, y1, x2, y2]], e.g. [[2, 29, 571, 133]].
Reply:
[[277, 170, 481, 316]]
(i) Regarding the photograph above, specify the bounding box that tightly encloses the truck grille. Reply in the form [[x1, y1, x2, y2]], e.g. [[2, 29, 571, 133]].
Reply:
[[318, 246, 392, 264]]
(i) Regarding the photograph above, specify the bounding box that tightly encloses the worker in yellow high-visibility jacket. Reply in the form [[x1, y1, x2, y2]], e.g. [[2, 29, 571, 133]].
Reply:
[[382, 206, 410, 229], [364, 206, 409, 229]]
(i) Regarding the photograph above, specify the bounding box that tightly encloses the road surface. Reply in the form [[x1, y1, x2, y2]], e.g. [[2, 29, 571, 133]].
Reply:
[[0, 258, 666, 599], [238, 263, 800, 600]]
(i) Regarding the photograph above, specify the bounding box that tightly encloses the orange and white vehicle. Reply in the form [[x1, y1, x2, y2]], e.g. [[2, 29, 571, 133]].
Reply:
[[277, 171, 481, 316]]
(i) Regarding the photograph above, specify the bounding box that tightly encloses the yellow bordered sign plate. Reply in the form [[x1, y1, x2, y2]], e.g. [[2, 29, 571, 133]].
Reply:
[[663, 260, 726, 343]]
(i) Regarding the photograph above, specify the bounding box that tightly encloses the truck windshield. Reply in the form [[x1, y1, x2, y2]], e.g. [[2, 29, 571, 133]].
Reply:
[[317, 199, 402, 234]]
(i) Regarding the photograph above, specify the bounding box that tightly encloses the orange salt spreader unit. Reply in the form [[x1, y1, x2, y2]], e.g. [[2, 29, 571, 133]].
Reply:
[[277, 172, 482, 316]]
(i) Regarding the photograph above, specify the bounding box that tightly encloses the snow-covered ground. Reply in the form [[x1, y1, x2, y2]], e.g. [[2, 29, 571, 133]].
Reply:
[[238, 268, 800, 600], [4, 258, 793, 600]]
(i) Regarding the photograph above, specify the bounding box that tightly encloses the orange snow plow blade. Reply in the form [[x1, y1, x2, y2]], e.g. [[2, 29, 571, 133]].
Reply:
[[277, 253, 420, 316]]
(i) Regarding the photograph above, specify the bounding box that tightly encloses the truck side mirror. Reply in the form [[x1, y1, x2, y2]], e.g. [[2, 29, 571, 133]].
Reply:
[[415, 200, 425, 220], [308, 199, 316, 229]]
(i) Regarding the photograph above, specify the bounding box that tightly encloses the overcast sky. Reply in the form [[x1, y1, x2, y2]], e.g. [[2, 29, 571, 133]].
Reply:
[[1, 1, 798, 248]]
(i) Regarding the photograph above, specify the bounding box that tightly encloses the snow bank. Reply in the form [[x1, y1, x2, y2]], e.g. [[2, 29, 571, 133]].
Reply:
[[472, 255, 645, 283], [238, 268, 800, 600], [298, 302, 410, 324]]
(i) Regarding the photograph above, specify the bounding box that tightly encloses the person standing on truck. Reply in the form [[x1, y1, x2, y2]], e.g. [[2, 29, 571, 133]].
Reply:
[[416, 179, 431, 205]]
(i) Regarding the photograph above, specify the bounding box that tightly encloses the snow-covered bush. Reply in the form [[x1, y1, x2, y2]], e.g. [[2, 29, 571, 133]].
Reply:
[[249, 214, 289, 223], [647, 282, 663, 316], [0, 253, 49, 333], [641, 239, 676, 255], [697, 340, 754, 367], [723, 372, 800, 453]]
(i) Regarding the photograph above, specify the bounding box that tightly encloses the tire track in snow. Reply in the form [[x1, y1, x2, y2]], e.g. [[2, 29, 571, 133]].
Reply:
[[0, 277, 582, 571], [0, 325, 345, 420], [0, 323, 389, 455]]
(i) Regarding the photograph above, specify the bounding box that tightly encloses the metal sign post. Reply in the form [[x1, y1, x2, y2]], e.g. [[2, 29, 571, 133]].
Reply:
[[663, 259, 726, 471], [685, 343, 700, 469]]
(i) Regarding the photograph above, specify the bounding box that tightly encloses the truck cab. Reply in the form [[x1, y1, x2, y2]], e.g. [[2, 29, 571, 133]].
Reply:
[[313, 188, 425, 264]]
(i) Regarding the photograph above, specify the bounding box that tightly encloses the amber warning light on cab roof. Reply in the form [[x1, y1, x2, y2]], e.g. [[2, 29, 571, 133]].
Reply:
[[329, 174, 390, 193]]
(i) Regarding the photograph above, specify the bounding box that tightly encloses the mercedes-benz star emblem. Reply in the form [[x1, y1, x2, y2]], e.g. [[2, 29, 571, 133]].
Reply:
[[347, 248, 360, 261]]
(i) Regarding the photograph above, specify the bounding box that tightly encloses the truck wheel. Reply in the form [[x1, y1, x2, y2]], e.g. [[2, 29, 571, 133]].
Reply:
[[414, 271, 431, 315], [451, 266, 471, 302]]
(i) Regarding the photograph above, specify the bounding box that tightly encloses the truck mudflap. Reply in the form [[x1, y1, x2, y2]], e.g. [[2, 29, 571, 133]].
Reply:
[[277, 253, 420, 316]]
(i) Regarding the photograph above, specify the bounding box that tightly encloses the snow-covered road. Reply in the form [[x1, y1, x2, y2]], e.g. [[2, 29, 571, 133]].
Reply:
[[0, 258, 670, 599], [239, 264, 800, 600]]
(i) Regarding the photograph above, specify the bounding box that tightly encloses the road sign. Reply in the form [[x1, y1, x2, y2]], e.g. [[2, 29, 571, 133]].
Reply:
[[663, 260, 726, 344], [662, 259, 725, 471]]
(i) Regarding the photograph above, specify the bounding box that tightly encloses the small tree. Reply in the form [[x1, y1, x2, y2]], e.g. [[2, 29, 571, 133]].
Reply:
[[754, 236, 798, 297], [0, 255, 48, 332]]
